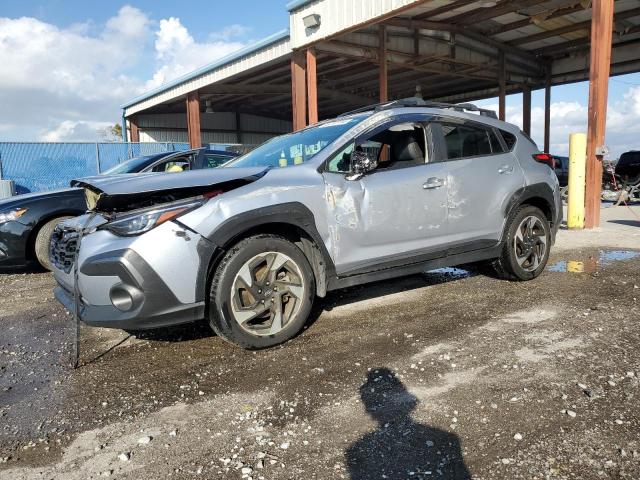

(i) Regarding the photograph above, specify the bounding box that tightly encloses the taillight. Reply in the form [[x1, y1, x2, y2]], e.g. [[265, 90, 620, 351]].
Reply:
[[533, 153, 555, 169]]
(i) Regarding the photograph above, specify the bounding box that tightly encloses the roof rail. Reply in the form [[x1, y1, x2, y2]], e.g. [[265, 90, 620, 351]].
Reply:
[[338, 97, 498, 119]]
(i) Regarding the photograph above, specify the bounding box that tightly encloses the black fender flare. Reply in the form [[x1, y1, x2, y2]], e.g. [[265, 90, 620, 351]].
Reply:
[[503, 182, 560, 241], [204, 202, 336, 297]]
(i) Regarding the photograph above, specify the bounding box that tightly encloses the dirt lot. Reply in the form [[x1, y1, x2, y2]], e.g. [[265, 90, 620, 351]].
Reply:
[[1, 205, 640, 480]]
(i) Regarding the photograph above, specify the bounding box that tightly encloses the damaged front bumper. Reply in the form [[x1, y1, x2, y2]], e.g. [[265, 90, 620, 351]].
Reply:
[[51, 215, 214, 330]]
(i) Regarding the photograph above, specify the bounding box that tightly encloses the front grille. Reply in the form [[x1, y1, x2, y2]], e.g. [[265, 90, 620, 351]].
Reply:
[[50, 225, 79, 274]]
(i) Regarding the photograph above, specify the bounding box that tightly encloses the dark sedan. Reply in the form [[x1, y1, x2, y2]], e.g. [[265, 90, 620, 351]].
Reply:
[[0, 148, 237, 270]]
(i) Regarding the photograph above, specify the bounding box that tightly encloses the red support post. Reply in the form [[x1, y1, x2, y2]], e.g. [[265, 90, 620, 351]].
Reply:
[[544, 66, 551, 153], [522, 84, 531, 136], [585, 0, 614, 229], [186, 91, 202, 148], [291, 50, 307, 131], [379, 25, 388, 102], [307, 47, 318, 125], [498, 51, 506, 121], [129, 117, 139, 143]]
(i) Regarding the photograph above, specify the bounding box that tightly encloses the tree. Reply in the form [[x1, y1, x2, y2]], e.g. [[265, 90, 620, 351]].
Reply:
[[99, 123, 123, 142]]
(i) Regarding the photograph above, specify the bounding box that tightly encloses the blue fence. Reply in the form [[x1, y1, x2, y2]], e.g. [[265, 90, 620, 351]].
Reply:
[[0, 142, 233, 194]]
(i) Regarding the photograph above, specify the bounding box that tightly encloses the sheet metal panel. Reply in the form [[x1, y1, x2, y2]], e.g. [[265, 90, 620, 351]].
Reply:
[[124, 34, 291, 117], [289, 0, 425, 48]]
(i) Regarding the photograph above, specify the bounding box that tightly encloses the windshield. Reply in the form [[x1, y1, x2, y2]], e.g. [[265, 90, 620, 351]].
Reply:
[[224, 114, 369, 169], [102, 155, 156, 175]]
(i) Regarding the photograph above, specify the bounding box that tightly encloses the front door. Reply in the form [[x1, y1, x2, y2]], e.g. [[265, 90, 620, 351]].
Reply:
[[321, 119, 449, 276]]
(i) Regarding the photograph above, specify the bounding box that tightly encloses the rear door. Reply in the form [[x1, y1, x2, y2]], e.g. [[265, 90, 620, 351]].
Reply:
[[432, 119, 525, 247]]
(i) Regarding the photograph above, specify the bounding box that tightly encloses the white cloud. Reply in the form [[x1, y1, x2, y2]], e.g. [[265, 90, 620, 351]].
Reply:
[[0, 6, 249, 142], [41, 120, 113, 142], [146, 16, 247, 90], [477, 95, 637, 160]]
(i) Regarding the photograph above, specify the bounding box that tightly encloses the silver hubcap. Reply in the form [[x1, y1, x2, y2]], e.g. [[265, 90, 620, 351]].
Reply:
[[514, 215, 548, 272], [230, 252, 305, 336]]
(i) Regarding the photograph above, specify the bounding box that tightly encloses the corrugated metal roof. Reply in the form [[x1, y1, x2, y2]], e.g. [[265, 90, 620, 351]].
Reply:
[[122, 29, 291, 111], [286, 0, 316, 12]]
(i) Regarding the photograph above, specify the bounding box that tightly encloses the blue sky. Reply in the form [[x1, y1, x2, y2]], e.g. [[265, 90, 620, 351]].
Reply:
[[1, 1, 639, 159]]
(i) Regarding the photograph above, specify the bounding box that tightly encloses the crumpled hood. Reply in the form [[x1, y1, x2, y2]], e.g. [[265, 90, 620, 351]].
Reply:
[[72, 167, 269, 212]]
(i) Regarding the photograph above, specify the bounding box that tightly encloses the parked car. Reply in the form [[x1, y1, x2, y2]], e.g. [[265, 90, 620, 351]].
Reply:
[[615, 151, 640, 181], [0, 148, 237, 270], [50, 99, 561, 349], [553, 155, 569, 187]]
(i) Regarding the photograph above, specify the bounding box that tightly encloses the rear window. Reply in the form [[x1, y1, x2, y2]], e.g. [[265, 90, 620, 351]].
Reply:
[[440, 123, 502, 159], [500, 130, 517, 151]]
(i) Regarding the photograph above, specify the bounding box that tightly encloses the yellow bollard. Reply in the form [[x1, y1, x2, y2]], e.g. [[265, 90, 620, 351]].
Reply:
[[567, 133, 587, 229]]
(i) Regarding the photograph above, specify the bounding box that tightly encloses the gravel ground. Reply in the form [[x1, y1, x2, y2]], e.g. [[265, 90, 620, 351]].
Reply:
[[1, 205, 639, 480]]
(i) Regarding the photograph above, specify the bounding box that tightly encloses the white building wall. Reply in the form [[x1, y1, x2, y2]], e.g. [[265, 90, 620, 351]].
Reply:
[[135, 112, 292, 146], [289, 0, 422, 48]]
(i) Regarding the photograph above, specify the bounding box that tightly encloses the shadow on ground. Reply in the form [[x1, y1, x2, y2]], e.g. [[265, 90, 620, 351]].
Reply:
[[346, 368, 470, 480], [608, 219, 640, 227]]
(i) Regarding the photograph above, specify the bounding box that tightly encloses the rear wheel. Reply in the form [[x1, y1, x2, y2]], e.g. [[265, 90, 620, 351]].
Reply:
[[209, 234, 315, 349], [34, 216, 72, 271], [494, 206, 550, 281]]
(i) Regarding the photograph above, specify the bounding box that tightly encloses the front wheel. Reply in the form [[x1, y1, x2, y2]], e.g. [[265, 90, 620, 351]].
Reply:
[[34, 216, 72, 271], [209, 234, 316, 349], [493, 206, 551, 281]]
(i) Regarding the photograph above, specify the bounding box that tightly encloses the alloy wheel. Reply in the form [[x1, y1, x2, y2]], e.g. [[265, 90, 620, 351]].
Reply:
[[513, 215, 548, 272], [230, 252, 305, 336]]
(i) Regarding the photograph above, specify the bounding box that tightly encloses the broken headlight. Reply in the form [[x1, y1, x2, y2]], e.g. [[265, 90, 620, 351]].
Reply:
[[0, 207, 27, 225], [103, 199, 205, 237]]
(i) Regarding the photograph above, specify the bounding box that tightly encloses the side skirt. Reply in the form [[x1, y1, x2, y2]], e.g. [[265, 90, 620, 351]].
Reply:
[[327, 244, 501, 291]]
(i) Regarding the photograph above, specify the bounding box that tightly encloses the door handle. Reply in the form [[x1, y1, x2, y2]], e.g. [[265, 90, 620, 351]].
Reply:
[[423, 177, 444, 189], [498, 164, 514, 174]]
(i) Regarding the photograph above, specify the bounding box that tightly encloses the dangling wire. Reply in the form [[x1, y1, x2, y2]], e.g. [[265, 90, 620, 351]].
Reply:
[[72, 213, 97, 369]]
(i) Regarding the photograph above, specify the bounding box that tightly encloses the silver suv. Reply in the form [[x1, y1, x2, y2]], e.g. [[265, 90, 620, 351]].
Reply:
[[51, 99, 561, 349]]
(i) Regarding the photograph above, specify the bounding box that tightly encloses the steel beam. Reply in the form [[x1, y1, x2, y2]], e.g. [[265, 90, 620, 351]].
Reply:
[[379, 25, 388, 102], [585, 0, 614, 229], [522, 83, 531, 136], [384, 18, 542, 70], [498, 52, 506, 121], [511, 6, 640, 46], [544, 65, 551, 153]]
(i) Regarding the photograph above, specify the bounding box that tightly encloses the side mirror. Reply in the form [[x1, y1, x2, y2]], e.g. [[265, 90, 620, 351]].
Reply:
[[346, 150, 377, 181]]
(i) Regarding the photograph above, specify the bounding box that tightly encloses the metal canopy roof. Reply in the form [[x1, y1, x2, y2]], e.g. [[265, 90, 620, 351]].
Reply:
[[124, 0, 640, 121]]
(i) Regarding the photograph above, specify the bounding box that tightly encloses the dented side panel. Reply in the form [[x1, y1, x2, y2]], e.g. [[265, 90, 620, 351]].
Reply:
[[322, 163, 449, 275], [444, 151, 525, 244]]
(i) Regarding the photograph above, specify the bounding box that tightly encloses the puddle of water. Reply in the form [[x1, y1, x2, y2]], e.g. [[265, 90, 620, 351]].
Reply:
[[599, 250, 640, 264], [548, 249, 640, 273], [424, 267, 472, 280]]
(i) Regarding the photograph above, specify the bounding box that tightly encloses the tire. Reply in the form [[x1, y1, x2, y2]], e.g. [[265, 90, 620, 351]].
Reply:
[[493, 206, 551, 281], [34, 216, 72, 271], [209, 234, 316, 349]]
